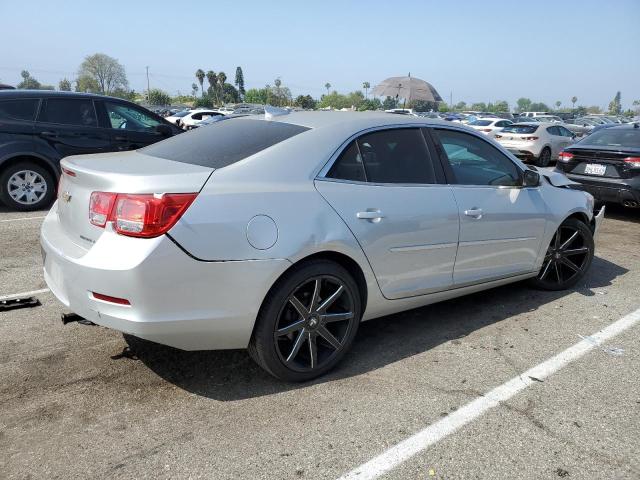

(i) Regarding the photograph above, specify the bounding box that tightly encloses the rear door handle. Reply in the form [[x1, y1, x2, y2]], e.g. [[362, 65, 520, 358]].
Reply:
[[356, 210, 384, 222], [40, 131, 57, 138], [113, 135, 127, 142], [464, 208, 483, 219]]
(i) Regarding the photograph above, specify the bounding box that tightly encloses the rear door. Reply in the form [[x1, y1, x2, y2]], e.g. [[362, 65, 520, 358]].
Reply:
[[35, 97, 111, 159], [430, 128, 547, 286], [315, 127, 460, 299], [0, 97, 39, 145], [546, 126, 569, 157], [100, 101, 172, 151]]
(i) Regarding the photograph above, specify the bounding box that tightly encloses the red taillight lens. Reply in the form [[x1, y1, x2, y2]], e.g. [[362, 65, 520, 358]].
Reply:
[[89, 192, 197, 238], [89, 192, 117, 227], [558, 152, 574, 163], [481, 128, 492, 132], [623, 156, 640, 168], [92, 292, 130, 305]]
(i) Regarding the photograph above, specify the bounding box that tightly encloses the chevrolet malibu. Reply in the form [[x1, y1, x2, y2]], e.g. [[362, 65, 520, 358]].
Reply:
[[41, 112, 604, 381]]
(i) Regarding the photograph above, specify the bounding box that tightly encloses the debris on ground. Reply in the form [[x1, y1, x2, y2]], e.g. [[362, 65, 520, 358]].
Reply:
[[0, 296, 41, 312]]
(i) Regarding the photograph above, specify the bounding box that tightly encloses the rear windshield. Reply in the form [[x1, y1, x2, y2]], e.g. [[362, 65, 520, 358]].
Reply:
[[579, 128, 640, 148], [141, 118, 310, 168], [468, 120, 492, 126], [502, 124, 539, 134]]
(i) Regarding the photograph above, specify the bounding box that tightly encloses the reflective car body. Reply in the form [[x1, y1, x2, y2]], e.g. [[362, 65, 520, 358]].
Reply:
[[41, 112, 601, 353], [494, 122, 576, 164]]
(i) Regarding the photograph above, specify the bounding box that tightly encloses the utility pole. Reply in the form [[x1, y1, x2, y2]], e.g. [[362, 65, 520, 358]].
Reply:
[[450, 91, 453, 109], [146, 66, 150, 102]]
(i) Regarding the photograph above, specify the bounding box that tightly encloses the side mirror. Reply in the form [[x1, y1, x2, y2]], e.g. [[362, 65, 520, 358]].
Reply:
[[156, 124, 173, 136], [523, 169, 540, 187]]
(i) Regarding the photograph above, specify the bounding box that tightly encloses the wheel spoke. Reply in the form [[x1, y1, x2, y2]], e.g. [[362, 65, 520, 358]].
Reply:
[[564, 247, 588, 256], [289, 295, 309, 319], [560, 231, 579, 250], [554, 262, 562, 283], [286, 329, 306, 363], [539, 259, 553, 280], [317, 285, 344, 313], [9, 178, 22, 188], [320, 312, 353, 323], [310, 279, 321, 311], [560, 256, 580, 273], [317, 325, 341, 349], [276, 319, 306, 336], [554, 230, 562, 250], [308, 333, 317, 369]]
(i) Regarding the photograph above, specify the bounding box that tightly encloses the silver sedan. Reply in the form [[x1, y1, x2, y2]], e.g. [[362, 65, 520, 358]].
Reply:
[[41, 112, 604, 381]]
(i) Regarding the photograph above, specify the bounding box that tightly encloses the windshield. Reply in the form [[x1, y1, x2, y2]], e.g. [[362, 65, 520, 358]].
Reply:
[[468, 120, 492, 126], [579, 128, 640, 148], [502, 125, 539, 134]]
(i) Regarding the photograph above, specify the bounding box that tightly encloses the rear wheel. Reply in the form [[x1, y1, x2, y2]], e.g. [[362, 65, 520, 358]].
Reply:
[[0, 161, 55, 211], [535, 147, 551, 167], [249, 260, 362, 382], [530, 218, 594, 290]]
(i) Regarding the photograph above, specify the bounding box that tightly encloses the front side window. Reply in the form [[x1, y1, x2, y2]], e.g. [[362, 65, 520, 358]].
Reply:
[[39, 98, 97, 127], [105, 102, 161, 132], [434, 129, 521, 187], [0, 99, 39, 121]]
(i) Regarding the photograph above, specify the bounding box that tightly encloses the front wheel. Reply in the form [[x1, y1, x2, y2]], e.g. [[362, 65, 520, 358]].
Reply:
[[249, 260, 362, 382], [530, 218, 594, 290]]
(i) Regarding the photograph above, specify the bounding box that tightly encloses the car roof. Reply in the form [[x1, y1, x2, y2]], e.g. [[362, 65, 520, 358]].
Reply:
[[0, 90, 126, 101]]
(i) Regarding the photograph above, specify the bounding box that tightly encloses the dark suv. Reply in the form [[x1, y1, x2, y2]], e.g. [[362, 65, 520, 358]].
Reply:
[[0, 91, 182, 211]]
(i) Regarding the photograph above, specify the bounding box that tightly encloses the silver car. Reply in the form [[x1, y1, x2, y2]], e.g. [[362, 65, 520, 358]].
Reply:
[[41, 112, 604, 381]]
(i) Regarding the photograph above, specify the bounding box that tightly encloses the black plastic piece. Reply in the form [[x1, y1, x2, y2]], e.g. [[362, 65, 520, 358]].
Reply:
[[61, 312, 95, 326], [0, 297, 41, 312]]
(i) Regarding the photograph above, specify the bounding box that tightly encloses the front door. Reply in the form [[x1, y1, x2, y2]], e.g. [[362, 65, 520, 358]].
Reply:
[[315, 128, 459, 299], [431, 128, 547, 286], [101, 101, 170, 151]]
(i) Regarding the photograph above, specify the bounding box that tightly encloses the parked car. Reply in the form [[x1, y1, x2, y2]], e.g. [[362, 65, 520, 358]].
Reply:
[[41, 112, 603, 381], [179, 110, 225, 129], [556, 123, 640, 208], [533, 115, 563, 123], [520, 112, 549, 118], [494, 122, 576, 166], [467, 118, 513, 136], [0, 90, 181, 211], [163, 109, 191, 126], [564, 118, 597, 136]]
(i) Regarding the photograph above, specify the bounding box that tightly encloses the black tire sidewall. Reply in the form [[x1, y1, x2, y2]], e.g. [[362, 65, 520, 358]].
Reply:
[[249, 260, 362, 382], [536, 147, 551, 167], [0, 162, 56, 211]]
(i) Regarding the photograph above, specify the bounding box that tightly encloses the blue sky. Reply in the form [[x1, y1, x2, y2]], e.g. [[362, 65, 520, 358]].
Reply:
[[1, 0, 639, 109]]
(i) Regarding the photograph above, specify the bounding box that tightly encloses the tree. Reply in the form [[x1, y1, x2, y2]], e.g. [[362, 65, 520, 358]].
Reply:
[[78, 53, 128, 95], [206, 70, 218, 103], [492, 100, 509, 113], [382, 96, 397, 110], [409, 100, 439, 112], [555, 101, 561, 110], [470, 102, 487, 111], [193, 95, 214, 108], [191, 83, 198, 97], [195, 69, 205, 97], [608, 91, 621, 115], [586, 105, 602, 114], [222, 83, 239, 104], [516, 97, 532, 113], [58, 78, 72, 91], [218, 71, 227, 105], [294, 95, 317, 109], [324, 83, 331, 96], [357, 98, 382, 111], [362, 81, 370, 98], [438, 102, 450, 113], [147, 88, 171, 106], [454, 101, 467, 111], [529, 102, 549, 112], [244, 87, 269, 104], [234, 67, 245, 99], [17, 70, 41, 89], [571, 96, 578, 109]]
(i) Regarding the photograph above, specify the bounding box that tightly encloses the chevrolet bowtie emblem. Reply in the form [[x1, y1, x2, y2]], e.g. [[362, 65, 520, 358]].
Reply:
[[61, 191, 72, 203]]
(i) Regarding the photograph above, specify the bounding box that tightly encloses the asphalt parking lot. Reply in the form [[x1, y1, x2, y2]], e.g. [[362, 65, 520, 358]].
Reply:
[[1, 204, 639, 479]]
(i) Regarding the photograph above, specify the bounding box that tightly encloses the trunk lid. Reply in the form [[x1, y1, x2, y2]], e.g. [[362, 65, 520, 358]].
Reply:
[[561, 147, 639, 179], [57, 151, 213, 250]]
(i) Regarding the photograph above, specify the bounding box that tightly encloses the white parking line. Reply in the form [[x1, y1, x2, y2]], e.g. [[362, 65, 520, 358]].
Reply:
[[337, 306, 640, 480], [0, 216, 46, 223], [0, 288, 50, 301]]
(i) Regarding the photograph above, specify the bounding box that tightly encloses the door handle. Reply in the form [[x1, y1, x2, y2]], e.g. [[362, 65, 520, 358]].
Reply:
[[356, 210, 384, 222], [40, 131, 57, 138], [464, 208, 483, 219], [114, 135, 127, 142]]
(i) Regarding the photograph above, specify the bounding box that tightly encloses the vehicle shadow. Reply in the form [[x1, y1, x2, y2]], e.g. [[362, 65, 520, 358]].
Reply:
[[601, 203, 640, 224], [125, 255, 628, 401]]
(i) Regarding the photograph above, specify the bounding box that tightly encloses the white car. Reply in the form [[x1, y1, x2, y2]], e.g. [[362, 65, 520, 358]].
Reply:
[[494, 122, 576, 166], [216, 106, 235, 115], [179, 110, 225, 129], [520, 112, 549, 118], [467, 118, 513, 136], [164, 110, 191, 126]]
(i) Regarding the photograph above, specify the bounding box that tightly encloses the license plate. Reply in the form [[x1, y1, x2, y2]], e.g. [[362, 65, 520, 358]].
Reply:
[[585, 164, 606, 175]]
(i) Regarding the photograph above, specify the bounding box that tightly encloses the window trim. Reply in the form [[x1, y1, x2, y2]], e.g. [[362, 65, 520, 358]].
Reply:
[[427, 126, 530, 190], [317, 124, 447, 187], [37, 98, 100, 128]]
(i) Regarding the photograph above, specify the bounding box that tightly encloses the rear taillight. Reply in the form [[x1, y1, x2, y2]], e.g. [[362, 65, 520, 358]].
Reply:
[[624, 156, 640, 168], [558, 152, 574, 163], [89, 192, 197, 238], [522, 136, 539, 141], [481, 128, 492, 133]]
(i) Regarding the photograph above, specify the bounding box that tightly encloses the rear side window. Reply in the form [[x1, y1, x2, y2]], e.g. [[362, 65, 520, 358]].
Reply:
[[502, 124, 539, 134], [468, 120, 492, 126], [0, 99, 39, 121], [327, 128, 437, 184], [39, 98, 98, 127], [141, 119, 309, 168]]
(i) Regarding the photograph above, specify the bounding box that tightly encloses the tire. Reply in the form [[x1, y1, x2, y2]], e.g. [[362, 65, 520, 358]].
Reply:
[[0, 161, 56, 211], [535, 147, 551, 167], [529, 218, 594, 291], [248, 259, 362, 382]]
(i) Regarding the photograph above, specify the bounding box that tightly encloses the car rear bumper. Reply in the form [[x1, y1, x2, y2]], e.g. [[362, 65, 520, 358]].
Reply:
[[40, 207, 291, 350], [564, 173, 640, 205]]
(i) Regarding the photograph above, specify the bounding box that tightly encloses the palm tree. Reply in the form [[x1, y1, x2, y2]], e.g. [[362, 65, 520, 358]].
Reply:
[[324, 83, 331, 96], [555, 101, 561, 110], [218, 71, 227, 105], [191, 83, 198, 98], [206, 70, 218, 103], [571, 96, 577, 110], [362, 81, 370, 98], [195, 69, 205, 97]]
